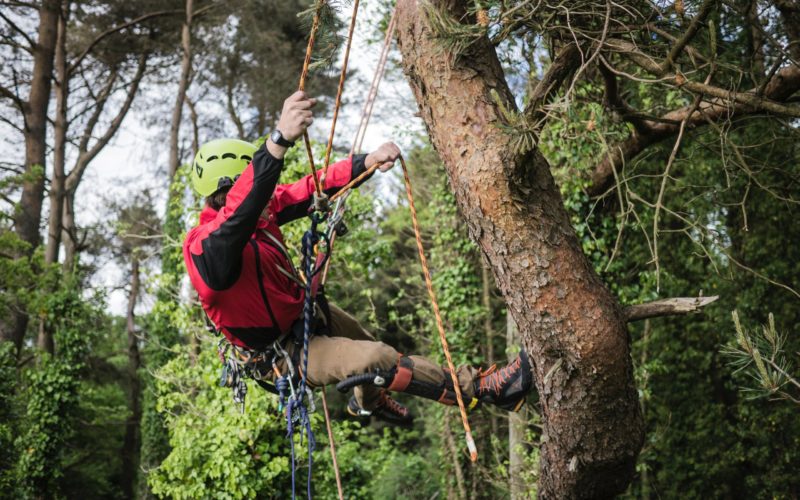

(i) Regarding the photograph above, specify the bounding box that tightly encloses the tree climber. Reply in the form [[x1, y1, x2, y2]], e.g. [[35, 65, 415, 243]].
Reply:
[[183, 91, 532, 424]]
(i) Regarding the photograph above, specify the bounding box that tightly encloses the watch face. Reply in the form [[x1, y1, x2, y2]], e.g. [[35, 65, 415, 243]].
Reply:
[[271, 130, 281, 143]]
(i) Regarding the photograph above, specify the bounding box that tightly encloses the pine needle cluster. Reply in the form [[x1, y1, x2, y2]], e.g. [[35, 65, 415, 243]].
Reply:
[[297, 0, 349, 72], [423, 2, 488, 58], [723, 311, 800, 405]]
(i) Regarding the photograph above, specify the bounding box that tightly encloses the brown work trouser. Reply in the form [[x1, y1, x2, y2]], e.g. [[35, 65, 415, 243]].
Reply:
[[281, 304, 479, 410]]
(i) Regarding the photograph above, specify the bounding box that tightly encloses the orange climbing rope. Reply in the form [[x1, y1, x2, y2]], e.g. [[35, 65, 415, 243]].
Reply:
[[320, 389, 344, 500], [321, 0, 361, 183], [297, 0, 325, 197], [295, 1, 363, 495], [399, 155, 479, 462]]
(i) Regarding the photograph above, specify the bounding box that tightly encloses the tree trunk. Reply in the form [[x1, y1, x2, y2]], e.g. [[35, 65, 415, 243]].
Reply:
[[45, 5, 68, 268], [38, 2, 70, 353], [507, 315, 528, 500], [168, 0, 194, 179], [394, 1, 644, 497], [61, 195, 77, 271], [121, 256, 143, 498], [15, 0, 60, 251], [3, 0, 62, 351], [443, 413, 468, 500]]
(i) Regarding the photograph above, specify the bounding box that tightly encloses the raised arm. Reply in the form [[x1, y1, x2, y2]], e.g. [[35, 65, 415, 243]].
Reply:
[[187, 91, 317, 290], [271, 142, 401, 225]]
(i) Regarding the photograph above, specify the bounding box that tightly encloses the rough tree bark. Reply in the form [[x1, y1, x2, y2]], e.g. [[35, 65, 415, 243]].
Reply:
[[395, 1, 644, 497]]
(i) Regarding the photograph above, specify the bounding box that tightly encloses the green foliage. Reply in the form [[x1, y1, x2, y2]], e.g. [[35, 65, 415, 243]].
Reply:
[[0, 341, 18, 496], [724, 311, 799, 405], [15, 275, 98, 498]]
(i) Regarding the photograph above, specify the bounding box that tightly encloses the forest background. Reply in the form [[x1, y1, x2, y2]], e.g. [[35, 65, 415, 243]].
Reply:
[[0, 0, 798, 498]]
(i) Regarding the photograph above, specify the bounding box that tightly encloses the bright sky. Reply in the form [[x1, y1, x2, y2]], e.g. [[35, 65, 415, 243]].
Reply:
[[79, 3, 426, 315]]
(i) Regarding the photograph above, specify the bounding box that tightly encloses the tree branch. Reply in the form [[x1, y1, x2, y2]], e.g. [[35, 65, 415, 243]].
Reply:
[[67, 53, 148, 192], [624, 296, 719, 322], [662, 0, 716, 72], [0, 9, 35, 51], [588, 48, 800, 196], [71, 69, 118, 171], [607, 38, 800, 117], [68, 9, 182, 74], [0, 83, 25, 111], [523, 43, 581, 123]]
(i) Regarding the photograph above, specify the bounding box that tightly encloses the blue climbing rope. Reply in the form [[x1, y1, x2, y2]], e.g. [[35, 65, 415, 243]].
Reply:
[[284, 209, 329, 499]]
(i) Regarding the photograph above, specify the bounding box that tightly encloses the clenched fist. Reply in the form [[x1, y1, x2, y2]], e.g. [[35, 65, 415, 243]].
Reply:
[[276, 91, 316, 142], [365, 142, 401, 172]]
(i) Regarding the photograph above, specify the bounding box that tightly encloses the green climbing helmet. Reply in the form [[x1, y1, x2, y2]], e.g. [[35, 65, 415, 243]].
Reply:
[[191, 138, 258, 196]]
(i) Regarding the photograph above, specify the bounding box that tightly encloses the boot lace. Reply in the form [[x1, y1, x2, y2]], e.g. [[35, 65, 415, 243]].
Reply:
[[478, 357, 521, 396], [378, 391, 408, 417]]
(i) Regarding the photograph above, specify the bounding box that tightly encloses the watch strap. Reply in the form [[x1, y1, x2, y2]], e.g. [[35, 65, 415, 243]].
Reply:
[[271, 129, 295, 148]]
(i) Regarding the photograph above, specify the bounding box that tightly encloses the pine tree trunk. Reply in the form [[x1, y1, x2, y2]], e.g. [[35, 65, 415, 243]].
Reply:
[[395, 1, 644, 497], [45, 2, 69, 268], [121, 257, 143, 498]]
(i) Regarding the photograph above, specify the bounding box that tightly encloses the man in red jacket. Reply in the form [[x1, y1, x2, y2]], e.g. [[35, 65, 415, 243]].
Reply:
[[183, 91, 532, 423]]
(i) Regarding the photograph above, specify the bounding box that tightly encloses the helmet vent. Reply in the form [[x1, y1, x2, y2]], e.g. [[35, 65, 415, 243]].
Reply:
[[207, 155, 219, 162], [222, 152, 237, 159], [240, 155, 252, 162]]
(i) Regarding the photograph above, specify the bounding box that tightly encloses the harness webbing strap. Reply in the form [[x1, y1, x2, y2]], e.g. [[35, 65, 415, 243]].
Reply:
[[249, 240, 281, 335]]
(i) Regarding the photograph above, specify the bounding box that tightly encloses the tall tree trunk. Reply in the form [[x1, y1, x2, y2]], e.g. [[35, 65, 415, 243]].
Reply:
[[3, 0, 62, 351], [15, 0, 60, 251], [168, 0, 194, 179], [395, 1, 643, 497], [443, 413, 468, 500], [38, 2, 70, 354], [45, 2, 69, 268], [507, 314, 528, 500], [121, 256, 143, 498]]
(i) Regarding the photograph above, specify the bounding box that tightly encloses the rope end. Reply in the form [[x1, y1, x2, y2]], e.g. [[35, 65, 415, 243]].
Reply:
[[467, 434, 478, 463]]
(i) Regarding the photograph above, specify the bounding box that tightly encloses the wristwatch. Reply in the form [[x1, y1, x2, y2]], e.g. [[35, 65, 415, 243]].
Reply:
[[270, 129, 295, 148]]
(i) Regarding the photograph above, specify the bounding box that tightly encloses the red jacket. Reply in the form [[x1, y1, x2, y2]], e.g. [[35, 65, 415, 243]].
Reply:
[[183, 144, 371, 350]]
